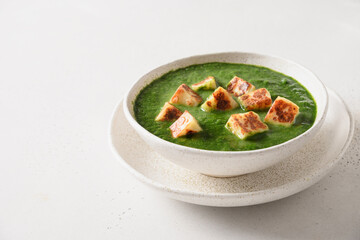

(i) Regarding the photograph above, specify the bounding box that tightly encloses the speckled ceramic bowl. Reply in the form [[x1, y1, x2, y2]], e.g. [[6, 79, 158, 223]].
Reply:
[[123, 52, 328, 177]]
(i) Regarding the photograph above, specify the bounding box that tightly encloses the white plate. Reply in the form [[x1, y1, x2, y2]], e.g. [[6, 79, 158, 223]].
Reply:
[[109, 89, 354, 207]]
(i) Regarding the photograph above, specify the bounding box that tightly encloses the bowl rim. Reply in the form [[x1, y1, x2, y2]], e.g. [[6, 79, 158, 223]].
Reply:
[[123, 51, 329, 155]]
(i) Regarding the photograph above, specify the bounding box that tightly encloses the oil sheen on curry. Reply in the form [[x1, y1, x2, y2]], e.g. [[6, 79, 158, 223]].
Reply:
[[134, 62, 316, 151]]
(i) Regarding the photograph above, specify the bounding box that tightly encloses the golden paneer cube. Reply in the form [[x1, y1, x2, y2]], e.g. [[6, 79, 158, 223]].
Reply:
[[225, 111, 269, 140], [227, 76, 256, 97], [155, 102, 183, 121], [170, 84, 203, 107], [201, 87, 239, 112], [191, 76, 217, 91], [238, 88, 272, 111], [169, 111, 202, 138], [264, 96, 299, 127]]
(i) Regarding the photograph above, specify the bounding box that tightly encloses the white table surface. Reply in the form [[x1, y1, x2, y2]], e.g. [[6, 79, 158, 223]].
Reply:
[[1, 0, 359, 239]]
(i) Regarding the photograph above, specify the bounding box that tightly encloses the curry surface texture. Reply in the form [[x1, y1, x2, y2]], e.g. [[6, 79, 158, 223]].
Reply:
[[134, 62, 316, 151]]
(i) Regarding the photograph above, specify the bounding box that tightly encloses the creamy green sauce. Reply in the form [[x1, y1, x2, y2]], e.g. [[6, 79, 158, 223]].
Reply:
[[134, 62, 316, 151]]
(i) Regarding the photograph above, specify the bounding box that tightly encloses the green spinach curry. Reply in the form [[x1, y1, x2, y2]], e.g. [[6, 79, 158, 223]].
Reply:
[[134, 62, 316, 151]]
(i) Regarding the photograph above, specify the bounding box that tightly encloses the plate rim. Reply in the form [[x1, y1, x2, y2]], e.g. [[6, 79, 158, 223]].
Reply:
[[109, 88, 355, 203]]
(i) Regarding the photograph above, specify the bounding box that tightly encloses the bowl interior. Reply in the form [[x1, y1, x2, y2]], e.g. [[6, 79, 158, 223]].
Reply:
[[125, 52, 327, 135]]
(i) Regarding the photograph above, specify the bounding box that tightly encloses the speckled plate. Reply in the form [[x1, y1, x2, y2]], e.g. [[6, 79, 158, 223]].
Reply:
[[109, 89, 354, 207]]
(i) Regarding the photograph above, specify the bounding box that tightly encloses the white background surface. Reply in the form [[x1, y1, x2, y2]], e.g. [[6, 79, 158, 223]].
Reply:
[[0, 0, 359, 239]]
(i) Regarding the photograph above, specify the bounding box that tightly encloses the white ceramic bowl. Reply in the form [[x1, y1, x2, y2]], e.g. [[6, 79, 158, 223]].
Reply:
[[123, 52, 328, 177]]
